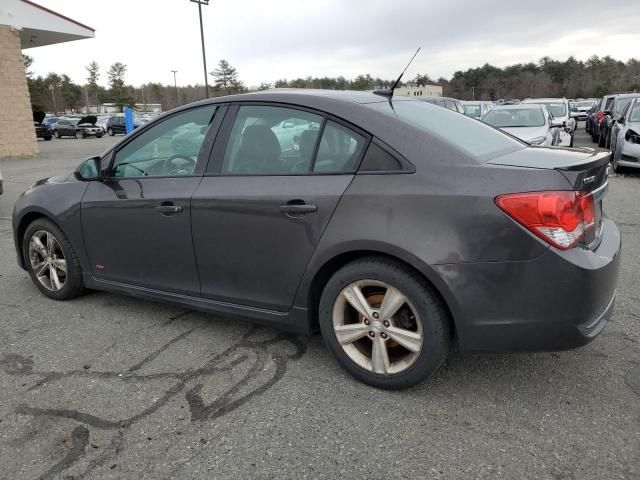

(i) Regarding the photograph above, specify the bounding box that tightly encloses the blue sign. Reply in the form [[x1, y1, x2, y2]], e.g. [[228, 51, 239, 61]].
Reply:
[[124, 107, 134, 134]]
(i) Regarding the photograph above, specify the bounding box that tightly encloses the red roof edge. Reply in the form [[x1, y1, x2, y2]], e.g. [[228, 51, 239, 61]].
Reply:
[[20, 0, 96, 32]]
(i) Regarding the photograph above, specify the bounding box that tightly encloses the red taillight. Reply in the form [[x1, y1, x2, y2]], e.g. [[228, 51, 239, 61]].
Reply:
[[496, 191, 595, 250], [595, 111, 605, 121]]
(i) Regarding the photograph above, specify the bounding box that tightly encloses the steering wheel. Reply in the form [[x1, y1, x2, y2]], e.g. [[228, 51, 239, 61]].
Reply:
[[163, 154, 196, 176]]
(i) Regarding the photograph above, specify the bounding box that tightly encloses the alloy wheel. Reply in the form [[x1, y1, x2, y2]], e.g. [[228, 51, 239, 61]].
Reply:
[[332, 280, 423, 375], [28, 230, 67, 291]]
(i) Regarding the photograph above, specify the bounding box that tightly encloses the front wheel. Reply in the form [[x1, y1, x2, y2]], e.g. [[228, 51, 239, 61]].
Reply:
[[75, 131, 84, 139], [319, 258, 452, 389], [53, 130, 60, 139], [23, 218, 85, 300], [107, 128, 114, 136]]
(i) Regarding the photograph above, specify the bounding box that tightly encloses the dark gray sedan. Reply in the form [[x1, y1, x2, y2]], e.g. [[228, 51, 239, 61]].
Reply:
[[12, 90, 620, 389]]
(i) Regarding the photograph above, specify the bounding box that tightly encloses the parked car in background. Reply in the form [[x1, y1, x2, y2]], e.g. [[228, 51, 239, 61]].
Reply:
[[51, 116, 103, 139], [421, 96, 465, 114], [106, 116, 141, 136], [610, 96, 640, 173], [481, 104, 559, 146], [12, 90, 620, 389], [95, 115, 110, 134], [591, 94, 617, 143], [462, 101, 493, 120], [43, 116, 59, 132], [33, 111, 52, 141], [571, 100, 596, 121], [597, 94, 638, 149], [522, 98, 575, 146]]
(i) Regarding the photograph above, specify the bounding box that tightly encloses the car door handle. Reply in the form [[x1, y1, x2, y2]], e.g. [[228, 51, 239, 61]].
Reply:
[[279, 202, 317, 215], [155, 204, 184, 215]]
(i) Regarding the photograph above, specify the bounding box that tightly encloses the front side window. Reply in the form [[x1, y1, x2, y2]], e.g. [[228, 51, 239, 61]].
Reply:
[[629, 104, 640, 123], [614, 99, 632, 116], [112, 105, 216, 177], [221, 106, 323, 174]]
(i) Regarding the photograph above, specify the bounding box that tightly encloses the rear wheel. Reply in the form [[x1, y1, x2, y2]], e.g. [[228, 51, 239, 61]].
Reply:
[[107, 127, 114, 136], [75, 130, 84, 139], [319, 258, 451, 389], [23, 218, 85, 300], [53, 130, 60, 139]]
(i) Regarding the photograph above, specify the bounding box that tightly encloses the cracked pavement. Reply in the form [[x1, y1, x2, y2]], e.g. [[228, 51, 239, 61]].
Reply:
[[0, 128, 638, 479]]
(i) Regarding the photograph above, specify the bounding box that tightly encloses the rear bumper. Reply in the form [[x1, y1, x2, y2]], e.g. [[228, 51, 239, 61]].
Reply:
[[434, 217, 621, 353]]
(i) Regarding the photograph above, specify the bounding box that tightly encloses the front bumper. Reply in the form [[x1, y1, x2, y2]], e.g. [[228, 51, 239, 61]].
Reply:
[[618, 142, 640, 169], [434, 217, 621, 353]]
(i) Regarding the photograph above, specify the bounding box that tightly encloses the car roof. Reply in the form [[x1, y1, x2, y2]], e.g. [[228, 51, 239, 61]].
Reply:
[[523, 98, 567, 102], [490, 104, 544, 110]]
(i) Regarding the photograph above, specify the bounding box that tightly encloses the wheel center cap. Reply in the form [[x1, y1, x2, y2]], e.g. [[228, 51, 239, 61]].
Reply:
[[372, 320, 383, 332]]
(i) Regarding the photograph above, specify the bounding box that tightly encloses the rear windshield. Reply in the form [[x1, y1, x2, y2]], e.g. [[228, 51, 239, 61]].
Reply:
[[483, 108, 545, 127], [463, 104, 481, 117], [368, 100, 523, 160]]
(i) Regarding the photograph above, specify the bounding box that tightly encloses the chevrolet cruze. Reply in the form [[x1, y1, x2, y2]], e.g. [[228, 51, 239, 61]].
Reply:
[[12, 90, 620, 389]]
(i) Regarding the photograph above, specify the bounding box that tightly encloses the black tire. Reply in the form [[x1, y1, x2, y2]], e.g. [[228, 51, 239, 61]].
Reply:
[[598, 131, 606, 148], [96, 133, 103, 139], [569, 133, 574, 148], [318, 257, 452, 389], [107, 128, 114, 136], [23, 218, 85, 301], [53, 130, 60, 139], [75, 131, 84, 139], [44, 136, 52, 141]]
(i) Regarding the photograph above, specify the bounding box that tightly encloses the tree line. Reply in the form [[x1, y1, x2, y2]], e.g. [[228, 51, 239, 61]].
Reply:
[[24, 55, 640, 113]]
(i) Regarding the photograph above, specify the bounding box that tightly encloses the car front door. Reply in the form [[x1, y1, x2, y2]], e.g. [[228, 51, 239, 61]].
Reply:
[[191, 104, 368, 312], [80, 104, 221, 295]]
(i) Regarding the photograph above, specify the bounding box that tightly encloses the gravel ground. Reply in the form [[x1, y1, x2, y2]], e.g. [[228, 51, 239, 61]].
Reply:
[[0, 125, 638, 480]]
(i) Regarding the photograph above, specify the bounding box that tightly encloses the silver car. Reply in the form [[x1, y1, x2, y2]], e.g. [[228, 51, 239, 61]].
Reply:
[[522, 98, 576, 147], [481, 104, 560, 146], [610, 96, 640, 172]]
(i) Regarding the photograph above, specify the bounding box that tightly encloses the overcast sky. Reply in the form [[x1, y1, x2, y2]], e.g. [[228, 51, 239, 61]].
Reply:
[[26, 0, 640, 88]]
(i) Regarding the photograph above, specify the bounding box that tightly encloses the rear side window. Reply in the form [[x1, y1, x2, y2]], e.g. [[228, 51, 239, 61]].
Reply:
[[312, 121, 366, 173], [368, 100, 523, 161], [221, 105, 322, 174]]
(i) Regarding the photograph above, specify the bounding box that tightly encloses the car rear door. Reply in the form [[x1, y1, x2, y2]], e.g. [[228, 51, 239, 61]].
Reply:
[[191, 104, 368, 312], [80, 104, 222, 295]]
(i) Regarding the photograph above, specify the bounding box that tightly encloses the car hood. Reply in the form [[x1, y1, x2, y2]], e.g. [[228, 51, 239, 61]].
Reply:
[[499, 125, 548, 142], [77, 115, 97, 126], [33, 111, 46, 125]]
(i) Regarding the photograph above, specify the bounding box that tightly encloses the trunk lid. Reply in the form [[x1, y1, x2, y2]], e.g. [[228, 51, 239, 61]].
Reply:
[[488, 146, 610, 250]]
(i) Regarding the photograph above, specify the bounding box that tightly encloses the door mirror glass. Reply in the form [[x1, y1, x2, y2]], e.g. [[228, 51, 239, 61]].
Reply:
[[75, 156, 101, 181]]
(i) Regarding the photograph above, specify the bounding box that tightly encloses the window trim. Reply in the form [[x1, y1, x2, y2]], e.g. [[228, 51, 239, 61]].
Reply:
[[204, 101, 372, 177], [105, 104, 224, 180]]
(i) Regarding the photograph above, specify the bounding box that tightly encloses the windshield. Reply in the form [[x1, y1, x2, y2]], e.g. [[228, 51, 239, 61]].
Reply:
[[368, 100, 523, 160], [482, 108, 545, 128], [614, 98, 632, 115], [463, 104, 481, 118], [630, 105, 640, 123]]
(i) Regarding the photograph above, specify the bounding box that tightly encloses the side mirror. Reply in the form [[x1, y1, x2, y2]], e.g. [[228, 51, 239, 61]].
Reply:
[[551, 119, 563, 128], [74, 156, 101, 181]]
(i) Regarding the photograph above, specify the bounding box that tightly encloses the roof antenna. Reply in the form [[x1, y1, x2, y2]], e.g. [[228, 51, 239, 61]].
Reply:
[[373, 47, 421, 99]]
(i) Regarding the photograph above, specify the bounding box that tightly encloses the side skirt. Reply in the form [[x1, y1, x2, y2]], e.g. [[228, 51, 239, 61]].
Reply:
[[83, 274, 312, 335]]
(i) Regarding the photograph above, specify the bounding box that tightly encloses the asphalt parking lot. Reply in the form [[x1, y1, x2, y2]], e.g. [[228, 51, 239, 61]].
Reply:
[[0, 126, 638, 480]]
